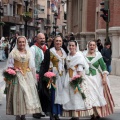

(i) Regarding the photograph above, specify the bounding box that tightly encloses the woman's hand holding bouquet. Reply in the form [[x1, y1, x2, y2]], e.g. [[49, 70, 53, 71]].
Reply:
[[43, 71, 56, 89], [70, 74, 86, 100], [3, 68, 17, 85]]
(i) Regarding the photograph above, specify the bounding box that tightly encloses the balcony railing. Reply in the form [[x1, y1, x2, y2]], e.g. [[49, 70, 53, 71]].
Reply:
[[2, 15, 22, 24]]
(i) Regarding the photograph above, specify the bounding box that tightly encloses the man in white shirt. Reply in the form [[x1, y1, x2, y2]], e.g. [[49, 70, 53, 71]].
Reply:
[[31, 33, 45, 118]]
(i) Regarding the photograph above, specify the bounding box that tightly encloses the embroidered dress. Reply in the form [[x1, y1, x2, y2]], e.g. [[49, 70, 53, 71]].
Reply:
[[62, 52, 93, 117], [49, 47, 67, 115], [6, 49, 42, 115], [83, 51, 114, 117]]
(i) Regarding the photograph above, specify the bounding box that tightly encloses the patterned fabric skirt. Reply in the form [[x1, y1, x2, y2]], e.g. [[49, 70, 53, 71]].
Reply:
[[94, 84, 115, 117], [63, 109, 93, 117], [6, 77, 41, 115]]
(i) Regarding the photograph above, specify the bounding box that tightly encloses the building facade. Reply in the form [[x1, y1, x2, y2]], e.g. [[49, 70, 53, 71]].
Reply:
[[0, 0, 67, 39], [36, 0, 67, 38], [67, 0, 120, 75], [1, 0, 36, 38]]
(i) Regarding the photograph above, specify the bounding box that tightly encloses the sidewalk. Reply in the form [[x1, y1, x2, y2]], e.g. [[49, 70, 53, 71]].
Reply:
[[108, 75, 120, 112]]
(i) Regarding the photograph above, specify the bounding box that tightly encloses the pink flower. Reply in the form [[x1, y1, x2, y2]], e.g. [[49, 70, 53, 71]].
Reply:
[[6, 68, 16, 75], [71, 74, 81, 81], [36, 74, 39, 81], [44, 72, 56, 78]]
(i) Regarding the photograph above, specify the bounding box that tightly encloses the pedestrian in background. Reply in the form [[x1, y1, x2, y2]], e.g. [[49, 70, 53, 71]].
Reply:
[[46, 37, 53, 48], [2, 38, 9, 59], [101, 41, 112, 73], [29, 36, 37, 47], [97, 39, 103, 52], [9, 32, 20, 52], [0, 37, 6, 60]]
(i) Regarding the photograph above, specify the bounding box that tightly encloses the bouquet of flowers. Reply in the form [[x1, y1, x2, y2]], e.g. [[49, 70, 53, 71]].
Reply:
[[44, 72, 56, 89], [3, 68, 17, 84], [70, 74, 86, 100]]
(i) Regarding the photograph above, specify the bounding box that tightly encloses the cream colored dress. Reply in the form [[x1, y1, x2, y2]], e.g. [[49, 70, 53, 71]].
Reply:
[[62, 52, 93, 117], [6, 49, 42, 115]]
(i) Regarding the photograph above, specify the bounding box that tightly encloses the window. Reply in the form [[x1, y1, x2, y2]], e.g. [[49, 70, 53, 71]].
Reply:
[[3, 5, 7, 16], [10, 4, 13, 16], [13, 2, 16, 16], [38, 5, 45, 13], [17, 5, 22, 15], [47, 1, 50, 8], [40, 5, 45, 13], [64, 12, 67, 20]]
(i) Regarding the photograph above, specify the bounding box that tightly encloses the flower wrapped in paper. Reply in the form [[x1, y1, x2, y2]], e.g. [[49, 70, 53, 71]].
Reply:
[[70, 74, 86, 100], [43, 71, 56, 89], [3, 68, 17, 85]]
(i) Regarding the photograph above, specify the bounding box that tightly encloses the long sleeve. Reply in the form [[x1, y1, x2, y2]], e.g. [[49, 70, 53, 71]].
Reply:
[[7, 53, 14, 68], [29, 50, 37, 84], [30, 46, 35, 62], [98, 58, 108, 74]]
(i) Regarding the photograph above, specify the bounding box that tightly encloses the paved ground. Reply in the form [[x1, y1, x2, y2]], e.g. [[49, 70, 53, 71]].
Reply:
[[0, 61, 120, 120]]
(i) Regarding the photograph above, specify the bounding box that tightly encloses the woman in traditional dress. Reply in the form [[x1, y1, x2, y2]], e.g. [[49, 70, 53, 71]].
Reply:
[[40, 35, 67, 120], [6, 36, 42, 120], [0, 37, 6, 60], [83, 40, 114, 120], [62, 40, 94, 120]]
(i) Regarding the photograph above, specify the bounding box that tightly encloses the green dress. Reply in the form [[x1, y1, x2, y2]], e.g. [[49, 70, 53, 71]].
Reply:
[[83, 52, 114, 117]]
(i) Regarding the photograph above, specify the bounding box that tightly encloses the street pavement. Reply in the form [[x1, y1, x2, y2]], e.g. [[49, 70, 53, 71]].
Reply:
[[0, 61, 120, 120]]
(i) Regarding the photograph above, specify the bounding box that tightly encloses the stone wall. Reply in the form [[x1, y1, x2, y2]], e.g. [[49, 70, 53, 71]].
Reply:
[[96, 27, 120, 76]]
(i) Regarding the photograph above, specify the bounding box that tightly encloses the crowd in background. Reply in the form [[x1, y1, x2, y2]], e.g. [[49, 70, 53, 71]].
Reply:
[[0, 32, 112, 73]]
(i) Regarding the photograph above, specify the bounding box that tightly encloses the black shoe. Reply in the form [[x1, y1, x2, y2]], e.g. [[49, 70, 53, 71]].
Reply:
[[90, 115, 98, 120], [50, 114, 55, 120], [70, 117, 79, 120], [21, 115, 26, 120], [16, 116, 21, 120], [33, 113, 41, 119], [53, 115, 60, 120], [96, 116, 100, 119], [69, 118, 75, 120], [45, 112, 50, 116], [74, 118, 79, 120]]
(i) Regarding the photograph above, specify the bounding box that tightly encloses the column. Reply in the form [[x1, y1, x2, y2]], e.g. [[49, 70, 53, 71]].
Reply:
[[67, 0, 72, 33]]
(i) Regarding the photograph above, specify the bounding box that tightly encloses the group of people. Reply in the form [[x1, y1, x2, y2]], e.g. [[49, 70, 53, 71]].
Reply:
[[4, 33, 114, 120]]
